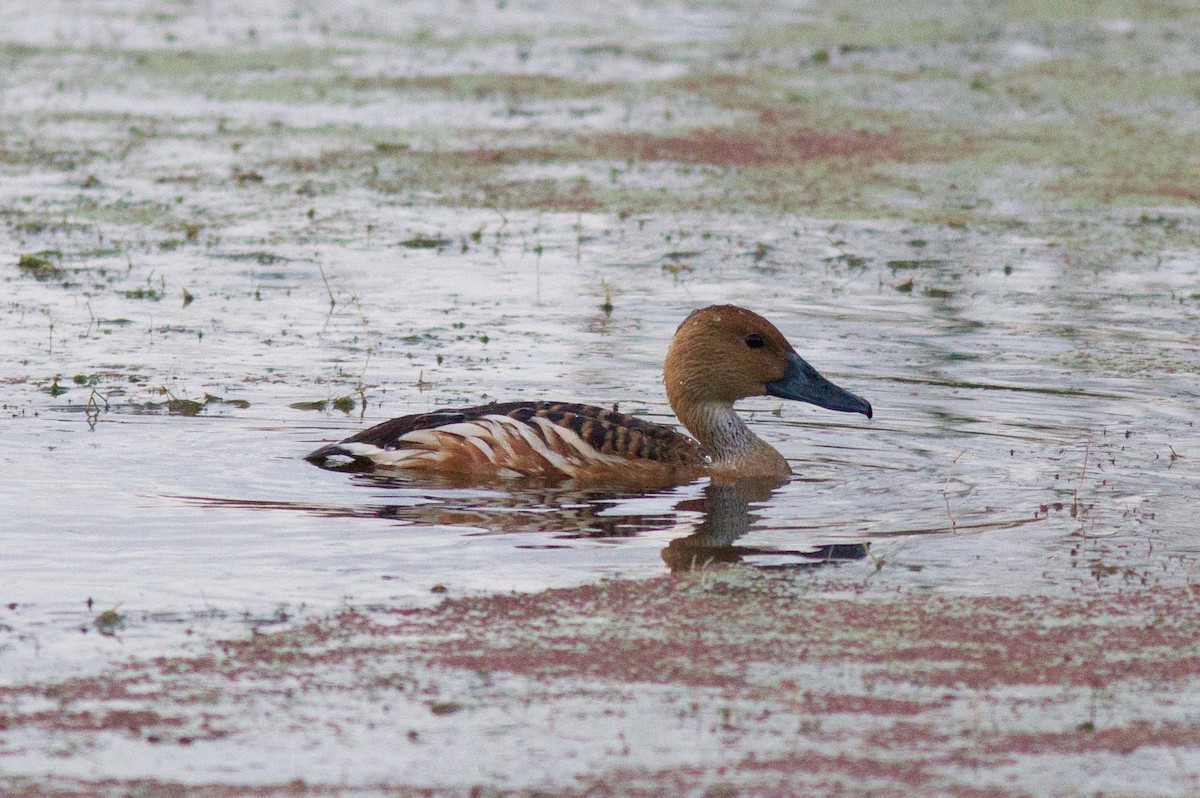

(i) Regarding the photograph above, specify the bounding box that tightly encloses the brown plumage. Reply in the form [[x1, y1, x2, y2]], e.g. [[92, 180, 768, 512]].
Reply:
[[307, 305, 872, 485]]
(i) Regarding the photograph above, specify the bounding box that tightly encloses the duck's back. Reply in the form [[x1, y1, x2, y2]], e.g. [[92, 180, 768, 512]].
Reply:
[[306, 401, 705, 483]]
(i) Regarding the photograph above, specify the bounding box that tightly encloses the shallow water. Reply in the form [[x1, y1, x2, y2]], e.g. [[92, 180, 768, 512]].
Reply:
[[5, 205, 1197, 681]]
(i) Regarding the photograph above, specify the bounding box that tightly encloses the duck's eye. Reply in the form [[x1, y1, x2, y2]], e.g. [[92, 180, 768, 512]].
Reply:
[[744, 333, 765, 349]]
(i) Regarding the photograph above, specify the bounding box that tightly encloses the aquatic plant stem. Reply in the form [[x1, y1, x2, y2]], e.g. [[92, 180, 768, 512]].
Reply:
[[317, 262, 335, 310], [1073, 439, 1090, 534], [942, 451, 964, 533]]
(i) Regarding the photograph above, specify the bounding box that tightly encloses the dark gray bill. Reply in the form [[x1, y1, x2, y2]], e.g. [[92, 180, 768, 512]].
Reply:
[[766, 351, 873, 418]]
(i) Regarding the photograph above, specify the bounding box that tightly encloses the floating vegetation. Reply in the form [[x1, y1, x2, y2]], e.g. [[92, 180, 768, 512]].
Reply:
[[662, 260, 693, 276], [213, 251, 290, 264], [93, 607, 125, 636], [399, 234, 452, 249], [660, 250, 698, 277], [136, 393, 251, 415], [428, 700, 463, 716], [123, 287, 163, 300], [824, 253, 867, 268], [203, 393, 250, 409], [16, 251, 65, 280], [165, 398, 204, 415], [232, 167, 264, 183], [887, 259, 948, 270], [290, 395, 356, 413]]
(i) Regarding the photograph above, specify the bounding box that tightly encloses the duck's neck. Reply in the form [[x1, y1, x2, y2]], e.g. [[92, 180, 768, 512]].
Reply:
[[674, 399, 791, 478]]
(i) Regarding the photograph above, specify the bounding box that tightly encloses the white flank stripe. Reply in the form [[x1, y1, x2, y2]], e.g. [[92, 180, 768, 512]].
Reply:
[[415, 420, 501, 464], [534, 417, 630, 466], [530, 417, 581, 464], [529, 418, 588, 468], [480, 418, 521, 461], [428, 421, 489, 439], [464, 435, 498, 463], [494, 415, 575, 475], [338, 442, 388, 458], [400, 429, 443, 448], [338, 442, 425, 466], [338, 413, 636, 474]]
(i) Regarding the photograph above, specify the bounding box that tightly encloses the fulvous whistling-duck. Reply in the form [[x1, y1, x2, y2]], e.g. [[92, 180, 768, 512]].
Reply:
[[307, 305, 872, 485]]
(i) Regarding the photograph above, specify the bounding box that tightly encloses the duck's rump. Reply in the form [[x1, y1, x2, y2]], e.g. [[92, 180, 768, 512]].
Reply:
[[306, 400, 706, 481]]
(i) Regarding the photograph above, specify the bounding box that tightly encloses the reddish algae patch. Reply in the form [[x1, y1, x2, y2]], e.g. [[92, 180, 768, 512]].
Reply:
[[408, 575, 1200, 693], [589, 126, 901, 166], [4, 571, 1199, 795], [988, 721, 1200, 756]]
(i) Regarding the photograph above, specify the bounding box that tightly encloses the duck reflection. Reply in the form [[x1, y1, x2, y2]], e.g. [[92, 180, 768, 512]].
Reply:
[[661, 478, 868, 571], [178, 473, 866, 570]]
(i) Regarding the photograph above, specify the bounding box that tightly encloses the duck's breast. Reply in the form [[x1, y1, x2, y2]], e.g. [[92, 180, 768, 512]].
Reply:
[[307, 401, 705, 482]]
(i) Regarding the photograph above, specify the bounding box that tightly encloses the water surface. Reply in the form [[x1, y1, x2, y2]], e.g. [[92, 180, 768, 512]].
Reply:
[[5, 208, 1196, 683], [1, 7, 1199, 792]]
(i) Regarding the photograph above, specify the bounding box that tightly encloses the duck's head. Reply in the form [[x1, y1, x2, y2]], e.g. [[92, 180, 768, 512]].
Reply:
[[663, 305, 873, 419]]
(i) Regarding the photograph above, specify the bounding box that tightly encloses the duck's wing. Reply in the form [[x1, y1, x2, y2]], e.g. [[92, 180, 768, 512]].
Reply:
[[306, 400, 705, 477]]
